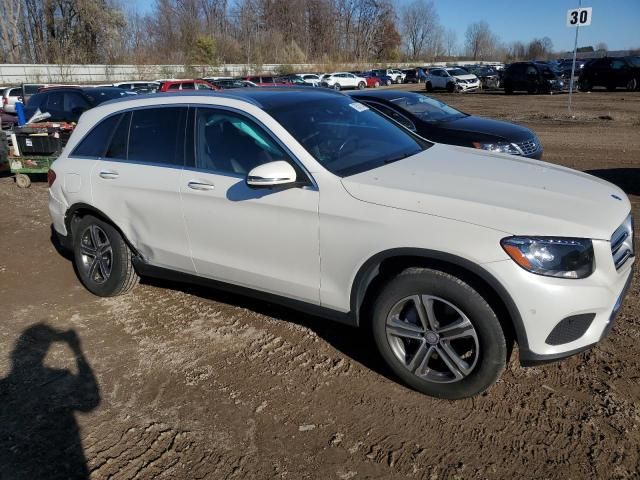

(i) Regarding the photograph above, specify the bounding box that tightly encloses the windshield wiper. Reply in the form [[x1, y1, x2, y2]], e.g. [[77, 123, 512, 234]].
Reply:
[[384, 151, 416, 164]]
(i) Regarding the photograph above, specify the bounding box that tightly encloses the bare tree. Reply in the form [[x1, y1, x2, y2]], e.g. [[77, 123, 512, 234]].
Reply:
[[595, 42, 608, 52], [401, 0, 439, 60], [526, 36, 553, 60], [464, 21, 497, 60], [444, 28, 457, 57]]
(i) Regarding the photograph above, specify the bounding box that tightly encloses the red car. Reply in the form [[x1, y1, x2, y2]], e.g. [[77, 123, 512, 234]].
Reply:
[[157, 79, 219, 92], [361, 73, 382, 88]]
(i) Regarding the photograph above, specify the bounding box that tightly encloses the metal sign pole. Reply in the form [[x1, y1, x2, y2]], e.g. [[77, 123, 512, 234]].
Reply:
[[568, 0, 582, 113]]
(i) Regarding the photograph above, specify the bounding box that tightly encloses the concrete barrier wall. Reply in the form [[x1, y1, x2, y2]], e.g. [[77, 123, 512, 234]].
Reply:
[[0, 61, 505, 85]]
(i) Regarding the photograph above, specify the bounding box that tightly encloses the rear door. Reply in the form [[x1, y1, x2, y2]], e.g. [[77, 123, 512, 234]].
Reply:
[[91, 106, 193, 271]]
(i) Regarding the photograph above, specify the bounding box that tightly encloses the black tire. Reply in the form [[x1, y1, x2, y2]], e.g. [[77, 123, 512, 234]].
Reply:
[[385, 79, 392, 86], [627, 77, 638, 91], [425, 81, 433, 92], [371, 268, 508, 399], [504, 81, 514, 94], [446, 82, 456, 93], [72, 215, 139, 297], [334, 83, 341, 91], [579, 80, 591, 92], [357, 81, 366, 90]]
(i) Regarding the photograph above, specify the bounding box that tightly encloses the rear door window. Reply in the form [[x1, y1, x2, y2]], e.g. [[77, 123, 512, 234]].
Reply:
[[127, 107, 187, 166], [180, 82, 195, 90], [168, 83, 180, 90], [64, 92, 90, 111], [72, 113, 123, 158], [46, 92, 64, 110]]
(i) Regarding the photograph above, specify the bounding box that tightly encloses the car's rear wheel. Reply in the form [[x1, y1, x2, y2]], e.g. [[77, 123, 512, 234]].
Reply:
[[358, 81, 366, 90], [627, 78, 638, 91], [73, 215, 139, 297], [425, 82, 433, 92], [504, 81, 514, 94], [371, 268, 508, 399], [446, 82, 456, 93], [385, 79, 392, 86], [334, 83, 341, 91]]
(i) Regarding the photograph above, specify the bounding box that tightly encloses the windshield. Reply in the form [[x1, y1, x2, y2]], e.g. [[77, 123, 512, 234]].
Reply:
[[390, 95, 466, 122], [266, 96, 430, 177], [447, 69, 468, 76]]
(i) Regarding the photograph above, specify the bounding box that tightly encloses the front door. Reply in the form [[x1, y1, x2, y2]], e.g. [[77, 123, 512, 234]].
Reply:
[[180, 106, 320, 303]]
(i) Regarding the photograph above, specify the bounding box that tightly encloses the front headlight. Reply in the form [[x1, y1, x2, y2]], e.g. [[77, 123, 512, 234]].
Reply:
[[473, 141, 520, 155], [501, 237, 594, 279]]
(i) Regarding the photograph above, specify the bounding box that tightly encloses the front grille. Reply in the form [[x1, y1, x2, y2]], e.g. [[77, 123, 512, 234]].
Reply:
[[611, 215, 634, 270], [515, 138, 539, 156]]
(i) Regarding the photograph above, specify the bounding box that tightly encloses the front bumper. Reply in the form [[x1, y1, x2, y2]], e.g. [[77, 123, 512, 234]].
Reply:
[[483, 240, 635, 366], [458, 81, 480, 92]]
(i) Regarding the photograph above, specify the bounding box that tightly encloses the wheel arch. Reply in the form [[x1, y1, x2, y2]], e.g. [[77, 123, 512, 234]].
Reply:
[[350, 248, 528, 350], [64, 203, 141, 257]]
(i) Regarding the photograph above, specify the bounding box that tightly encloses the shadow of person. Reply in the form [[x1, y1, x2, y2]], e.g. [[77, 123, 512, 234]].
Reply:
[[0, 324, 100, 480]]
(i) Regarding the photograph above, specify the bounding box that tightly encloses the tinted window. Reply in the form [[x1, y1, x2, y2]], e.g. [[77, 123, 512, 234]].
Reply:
[[194, 108, 288, 175], [390, 94, 466, 122], [8, 88, 21, 97], [261, 77, 274, 83], [168, 84, 180, 90], [266, 96, 430, 177], [128, 107, 186, 165], [365, 102, 416, 131], [611, 59, 625, 70], [46, 92, 64, 110], [64, 92, 90, 111], [106, 112, 131, 159], [72, 114, 122, 157], [181, 82, 195, 90], [447, 69, 467, 76], [84, 88, 128, 105]]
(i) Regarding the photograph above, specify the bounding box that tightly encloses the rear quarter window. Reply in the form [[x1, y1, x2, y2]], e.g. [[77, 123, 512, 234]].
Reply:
[[71, 114, 122, 158]]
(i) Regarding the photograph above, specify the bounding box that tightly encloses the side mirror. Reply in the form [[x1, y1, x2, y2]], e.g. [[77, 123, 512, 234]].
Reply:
[[246, 160, 298, 189]]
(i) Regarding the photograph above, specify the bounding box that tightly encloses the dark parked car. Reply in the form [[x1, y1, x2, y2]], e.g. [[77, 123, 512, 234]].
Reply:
[[503, 62, 566, 94], [464, 65, 501, 89], [349, 90, 543, 159], [579, 56, 640, 91], [208, 79, 257, 89], [24, 87, 130, 123], [402, 68, 428, 83]]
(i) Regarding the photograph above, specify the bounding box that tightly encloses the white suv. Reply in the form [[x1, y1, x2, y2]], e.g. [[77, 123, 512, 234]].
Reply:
[[320, 72, 367, 90], [49, 89, 634, 399], [427, 67, 481, 92]]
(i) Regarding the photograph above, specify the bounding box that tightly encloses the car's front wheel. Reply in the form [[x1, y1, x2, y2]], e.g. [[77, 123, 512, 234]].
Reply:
[[73, 215, 139, 297], [627, 77, 638, 91], [357, 81, 366, 90], [372, 268, 508, 399]]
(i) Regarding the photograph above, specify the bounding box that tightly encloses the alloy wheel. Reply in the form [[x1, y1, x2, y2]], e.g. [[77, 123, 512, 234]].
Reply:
[[79, 225, 113, 284], [385, 294, 479, 383]]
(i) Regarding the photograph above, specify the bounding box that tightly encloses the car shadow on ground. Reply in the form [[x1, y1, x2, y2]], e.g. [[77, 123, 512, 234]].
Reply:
[[49, 229, 397, 384], [141, 276, 398, 383], [586, 168, 640, 196], [0, 324, 100, 479]]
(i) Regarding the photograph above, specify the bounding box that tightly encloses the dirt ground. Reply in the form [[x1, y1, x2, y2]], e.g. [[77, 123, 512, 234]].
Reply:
[[0, 90, 639, 480]]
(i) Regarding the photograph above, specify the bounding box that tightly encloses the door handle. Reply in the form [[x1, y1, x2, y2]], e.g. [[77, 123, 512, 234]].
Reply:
[[187, 181, 215, 191], [99, 170, 119, 179]]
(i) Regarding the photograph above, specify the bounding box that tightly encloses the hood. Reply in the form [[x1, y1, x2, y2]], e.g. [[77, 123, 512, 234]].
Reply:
[[452, 74, 478, 81], [439, 115, 534, 143], [341, 143, 630, 240]]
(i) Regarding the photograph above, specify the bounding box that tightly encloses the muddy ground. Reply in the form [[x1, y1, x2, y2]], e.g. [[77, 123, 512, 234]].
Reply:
[[0, 90, 639, 479]]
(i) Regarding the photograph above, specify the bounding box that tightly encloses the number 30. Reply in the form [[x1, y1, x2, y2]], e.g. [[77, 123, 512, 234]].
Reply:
[[570, 10, 588, 24]]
